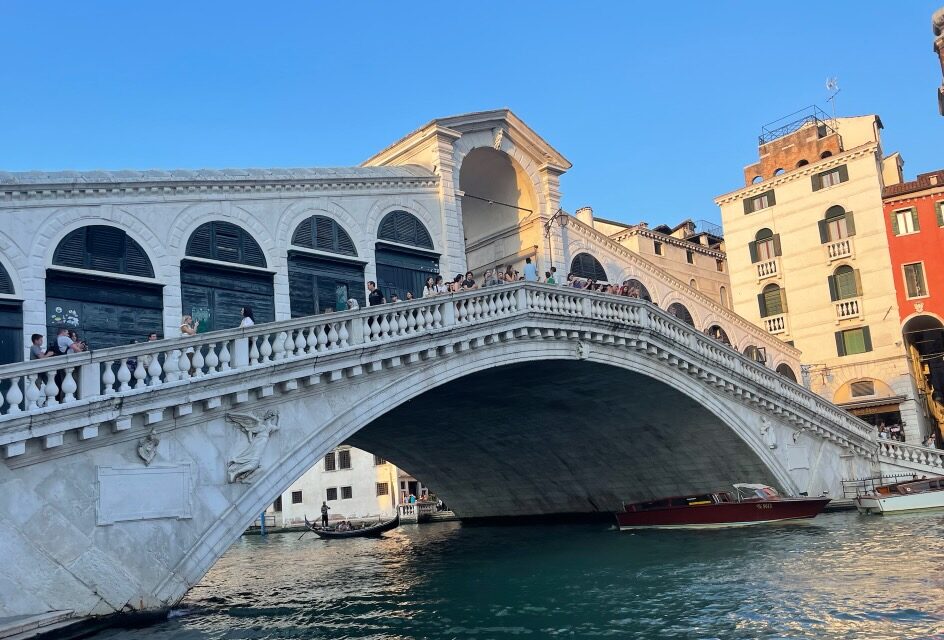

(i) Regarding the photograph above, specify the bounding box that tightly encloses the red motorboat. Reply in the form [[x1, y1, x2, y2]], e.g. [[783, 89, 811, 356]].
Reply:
[[615, 484, 830, 530]]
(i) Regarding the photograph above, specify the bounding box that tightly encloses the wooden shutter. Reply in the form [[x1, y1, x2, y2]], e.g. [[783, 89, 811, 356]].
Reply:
[[766, 190, 776, 206], [844, 212, 856, 236], [757, 293, 768, 318], [818, 220, 829, 244], [827, 275, 839, 302], [336, 226, 356, 255], [53, 228, 87, 268], [811, 173, 823, 191], [838, 165, 849, 183], [743, 198, 754, 215], [936, 202, 944, 227], [748, 241, 759, 263], [292, 219, 313, 248], [0, 263, 13, 295], [772, 234, 782, 257], [835, 331, 846, 356], [187, 223, 213, 259], [910, 208, 920, 232], [314, 216, 334, 252], [853, 269, 863, 297], [124, 238, 155, 278], [890, 211, 900, 235], [862, 326, 873, 352], [779, 288, 788, 313]]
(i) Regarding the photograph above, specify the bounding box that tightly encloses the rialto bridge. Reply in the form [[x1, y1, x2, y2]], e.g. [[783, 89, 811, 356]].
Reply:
[[0, 110, 936, 620]]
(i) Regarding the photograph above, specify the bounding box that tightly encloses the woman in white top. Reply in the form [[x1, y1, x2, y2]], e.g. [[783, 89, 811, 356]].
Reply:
[[240, 307, 255, 328], [434, 275, 448, 294], [422, 276, 436, 298]]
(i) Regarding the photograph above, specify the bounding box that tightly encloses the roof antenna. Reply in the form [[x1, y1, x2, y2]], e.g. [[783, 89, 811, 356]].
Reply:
[[826, 77, 840, 122]]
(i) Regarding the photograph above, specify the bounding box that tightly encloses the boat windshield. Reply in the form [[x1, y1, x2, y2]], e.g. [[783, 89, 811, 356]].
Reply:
[[734, 485, 780, 500]]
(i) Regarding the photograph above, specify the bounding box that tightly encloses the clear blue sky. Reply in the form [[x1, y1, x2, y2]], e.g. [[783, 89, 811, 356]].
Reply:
[[3, 2, 942, 227]]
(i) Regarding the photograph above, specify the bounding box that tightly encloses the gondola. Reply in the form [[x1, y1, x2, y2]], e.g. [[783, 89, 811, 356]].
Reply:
[[303, 514, 400, 539]]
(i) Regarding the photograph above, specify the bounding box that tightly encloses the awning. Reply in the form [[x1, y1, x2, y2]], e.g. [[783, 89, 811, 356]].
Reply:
[[838, 394, 907, 417]]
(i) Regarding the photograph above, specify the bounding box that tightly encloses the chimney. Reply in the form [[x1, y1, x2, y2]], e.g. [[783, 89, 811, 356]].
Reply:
[[575, 206, 594, 226]]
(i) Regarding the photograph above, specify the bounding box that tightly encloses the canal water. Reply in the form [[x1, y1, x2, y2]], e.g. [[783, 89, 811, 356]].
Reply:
[[92, 511, 942, 639]]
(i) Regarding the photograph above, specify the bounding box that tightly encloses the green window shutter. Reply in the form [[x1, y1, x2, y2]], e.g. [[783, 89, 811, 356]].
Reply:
[[757, 293, 768, 318], [748, 241, 759, 264], [827, 275, 839, 302], [812, 173, 823, 191], [853, 269, 863, 297], [838, 165, 849, 183], [743, 198, 754, 215], [818, 219, 829, 244], [936, 202, 944, 227], [845, 212, 856, 237], [835, 331, 846, 356], [767, 190, 776, 206], [911, 208, 920, 232], [890, 211, 900, 235], [772, 234, 782, 257], [863, 326, 873, 352]]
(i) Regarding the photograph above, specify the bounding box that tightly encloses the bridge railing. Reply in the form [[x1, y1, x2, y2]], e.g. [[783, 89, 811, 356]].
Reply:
[[0, 283, 874, 454], [876, 440, 944, 472]]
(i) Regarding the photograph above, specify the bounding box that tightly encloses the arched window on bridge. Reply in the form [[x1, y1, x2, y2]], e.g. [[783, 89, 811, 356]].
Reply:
[[570, 253, 608, 282], [375, 211, 439, 301], [48, 225, 161, 349], [758, 283, 787, 318], [666, 302, 694, 326], [182, 221, 274, 332], [719, 285, 728, 308], [289, 215, 365, 316], [748, 228, 781, 264], [743, 345, 767, 365], [776, 363, 797, 382], [0, 261, 21, 365], [828, 264, 861, 301], [706, 324, 731, 346], [818, 205, 856, 244], [622, 278, 651, 302]]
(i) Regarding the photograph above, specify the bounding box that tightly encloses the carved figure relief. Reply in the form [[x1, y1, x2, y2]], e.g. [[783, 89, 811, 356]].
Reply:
[[492, 127, 504, 150], [760, 417, 777, 449], [136, 430, 160, 466], [226, 409, 280, 483], [576, 341, 590, 360]]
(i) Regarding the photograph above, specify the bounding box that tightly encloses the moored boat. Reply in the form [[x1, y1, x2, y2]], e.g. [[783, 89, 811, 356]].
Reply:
[[615, 484, 830, 530], [304, 514, 400, 539], [854, 476, 944, 515]]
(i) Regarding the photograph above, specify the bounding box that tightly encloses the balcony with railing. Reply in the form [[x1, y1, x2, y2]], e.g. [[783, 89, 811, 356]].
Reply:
[[835, 298, 862, 322], [756, 258, 779, 281], [825, 237, 854, 263], [763, 313, 788, 335]]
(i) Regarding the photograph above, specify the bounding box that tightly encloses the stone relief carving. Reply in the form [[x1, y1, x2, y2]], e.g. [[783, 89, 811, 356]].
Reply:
[[136, 429, 160, 466], [492, 127, 504, 150], [226, 409, 280, 484], [576, 341, 590, 360], [760, 417, 777, 449]]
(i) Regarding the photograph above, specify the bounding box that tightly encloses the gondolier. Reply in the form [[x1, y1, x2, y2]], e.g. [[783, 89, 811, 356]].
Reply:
[[320, 501, 330, 527]]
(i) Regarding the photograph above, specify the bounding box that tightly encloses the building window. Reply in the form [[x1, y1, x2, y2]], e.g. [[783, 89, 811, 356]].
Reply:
[[374, 455, 387, 466], [653, 241, 663, 256], [812, 165, 849, 190], [818, 206, 856, 244], [376, 482, 390, 496], [851, 380, 875, 397], [338, 449, 351, 469], [758, 283, 787, 317], [324, 452, 336, 471], [828, 265, 861, 301], [291, 490, 303, 504], [936, 201, 944, 227], [903, 262, 928, 299], [835, 327, 872, 356], [686, 250, 695, 264], [273, 496, 283, 512], [743, 190, 776, 214], [891, 207, 920, 235], [719, 286, 728, 308], [748, 228, 781, 263], [689, 279, 697, 290], [341, 486, 353, 500], [326, 487, 338, 501], [716, 259, 724, 272]]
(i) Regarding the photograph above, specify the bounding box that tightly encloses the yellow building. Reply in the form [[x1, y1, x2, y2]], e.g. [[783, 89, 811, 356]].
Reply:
[[715, 109, 927, 442]]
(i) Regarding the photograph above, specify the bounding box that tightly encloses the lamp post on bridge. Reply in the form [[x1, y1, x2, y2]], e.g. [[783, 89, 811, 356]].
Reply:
[[543, 208, 569, 276]]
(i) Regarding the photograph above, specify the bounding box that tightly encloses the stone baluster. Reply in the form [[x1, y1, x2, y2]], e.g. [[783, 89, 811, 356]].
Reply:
[[369, 316, 381, 342], [432, 305, 443, 328], [249, 337, 260, 365], [317, 324, 329, 351], [397, 312, 408, 335], [116, 360, 132, 392], [327, 323, 340, 348], [164, 350, 180, 383], [133, 358, 147, 389], [102, 361, 117, 394], [284, 331, 296, 356], [259, 335, 273, 363], [43, 371, 59, 407], [305, 327, 318, 353], [5, 376, 23, 414], [457, 300, 468, 323], [406, 308, 417, 333], [24, 374, 41, 410], [272, 332, 286, 361], [178, 348, 192, 380], [191, 345, 206, 378], [338, 320, 350, 347], [379, 314, 391, 339], [147, 351, 164, 385], [218, 341, 232, 371], [61, 367, 78, 402], [293, 330, 306, 356], [204, 343, 219, 374]]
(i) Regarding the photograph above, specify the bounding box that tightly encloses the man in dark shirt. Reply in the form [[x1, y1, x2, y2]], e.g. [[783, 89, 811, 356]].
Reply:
[[367, 281, 385, 306]]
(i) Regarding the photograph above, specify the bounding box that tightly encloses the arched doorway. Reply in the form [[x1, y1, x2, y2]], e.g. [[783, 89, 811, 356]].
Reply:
[[47, 225, 162, 349], [743, 345, 767, 366], [288, 215, 365, 315], [623, 278, 652, 302], [458, 147, 536, 272], [706, 324, 731, 345], [903, 314, 944, 439], [0, 263, 21, 364], [374, 211, 438, 301], [776, 363, 797, 382], [666, 302, 694, 326], [571, 253, 608, 281], [181, 221, 274, 332]]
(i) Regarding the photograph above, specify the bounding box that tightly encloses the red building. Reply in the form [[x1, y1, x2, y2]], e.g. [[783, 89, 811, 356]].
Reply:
[[882, 169, 944, 439]]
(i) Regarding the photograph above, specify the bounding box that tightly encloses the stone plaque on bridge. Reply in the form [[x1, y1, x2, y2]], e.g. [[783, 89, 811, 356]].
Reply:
[[96, 464, 194, 525]]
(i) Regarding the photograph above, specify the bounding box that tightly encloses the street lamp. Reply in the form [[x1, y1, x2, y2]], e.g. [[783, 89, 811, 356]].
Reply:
[[543, 208, 569, 274]]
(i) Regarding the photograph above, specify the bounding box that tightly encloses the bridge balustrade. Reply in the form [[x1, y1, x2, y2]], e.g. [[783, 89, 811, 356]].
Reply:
[[0, 282, 874, 458], [877, 440, 944, 472]]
